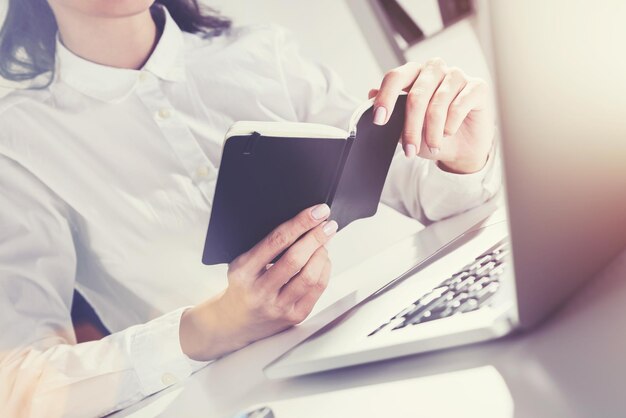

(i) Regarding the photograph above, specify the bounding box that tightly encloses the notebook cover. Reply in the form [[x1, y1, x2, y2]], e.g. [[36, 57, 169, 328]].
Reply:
[[202, 96, 407, 265], [330, 95, 407, 228], [202, 134, 346, 265]]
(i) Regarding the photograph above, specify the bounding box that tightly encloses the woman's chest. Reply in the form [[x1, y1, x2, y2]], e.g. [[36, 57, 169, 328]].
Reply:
[[13, 76, 294, 282]]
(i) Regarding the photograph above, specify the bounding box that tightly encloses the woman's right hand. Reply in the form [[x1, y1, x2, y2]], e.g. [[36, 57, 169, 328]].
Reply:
[[180, 204, 337, 361]]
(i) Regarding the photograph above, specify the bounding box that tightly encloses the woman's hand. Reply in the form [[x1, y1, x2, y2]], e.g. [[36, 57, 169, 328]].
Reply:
[[180, 204, 337, 361], [370, 58, 495, 174]]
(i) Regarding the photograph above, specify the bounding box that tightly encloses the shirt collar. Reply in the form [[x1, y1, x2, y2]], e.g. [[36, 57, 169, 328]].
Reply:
[[55, 6, 186, 102]]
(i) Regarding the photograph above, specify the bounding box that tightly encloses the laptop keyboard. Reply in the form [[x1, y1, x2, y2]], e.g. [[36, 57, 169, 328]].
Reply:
[[367, 240, 509, 337]]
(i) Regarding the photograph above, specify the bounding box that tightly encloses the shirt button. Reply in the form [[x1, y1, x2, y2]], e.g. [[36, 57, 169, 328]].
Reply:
[[161, 372, 178, 386], [138, 72, 149, 82], [157, 108, 172, 120], [196, 166, 210, 178]]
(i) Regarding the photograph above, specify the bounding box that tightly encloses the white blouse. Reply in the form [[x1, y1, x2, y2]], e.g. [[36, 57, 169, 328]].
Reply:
[[0, 7, 500, 417]]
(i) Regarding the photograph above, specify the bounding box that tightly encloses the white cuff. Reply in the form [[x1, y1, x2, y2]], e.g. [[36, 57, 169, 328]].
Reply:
[[420, 140, 501, 221], [428, 147, 495, 187], [130, 307, 209, 396]]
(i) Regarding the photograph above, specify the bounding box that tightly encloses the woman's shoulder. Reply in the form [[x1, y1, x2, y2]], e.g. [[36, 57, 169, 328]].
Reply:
[[184, 23, 294, 61], [0, 86, 54, 154], [227, 23, 290, 41], [0, 85, 53, 120]]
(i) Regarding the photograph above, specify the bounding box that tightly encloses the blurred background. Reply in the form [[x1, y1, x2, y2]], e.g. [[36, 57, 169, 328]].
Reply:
[[0, 0, 497, 101], [205, 0, 496, 97]]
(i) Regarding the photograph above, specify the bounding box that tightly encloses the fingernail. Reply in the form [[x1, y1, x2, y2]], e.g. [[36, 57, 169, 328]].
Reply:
[[429, 146, 440, 156], [373, 106, 387, 125], [323, 220, 338, 236], [404, 144, 416, 158], [311, 204, 330, 220]]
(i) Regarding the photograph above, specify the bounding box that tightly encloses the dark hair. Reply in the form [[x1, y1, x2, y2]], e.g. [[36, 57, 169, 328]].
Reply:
[[0, 0, 231, 85]]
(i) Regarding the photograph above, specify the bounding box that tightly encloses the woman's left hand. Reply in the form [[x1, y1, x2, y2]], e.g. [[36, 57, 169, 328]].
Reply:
[[370, 58, 495, 174]]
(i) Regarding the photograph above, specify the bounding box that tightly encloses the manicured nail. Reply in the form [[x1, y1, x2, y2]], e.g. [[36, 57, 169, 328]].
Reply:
[[323, 220, 338, 236], [429, 146, 440, 155], [373, 106, 387, 125], [404, 144, 417, 158], [311, 204, 330, 220]]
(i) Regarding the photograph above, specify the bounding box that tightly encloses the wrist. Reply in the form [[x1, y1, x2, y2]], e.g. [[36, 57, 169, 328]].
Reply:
[[438, 153, 489, 174], [179, 304, 211, 361], [179, 298, 237, 361]]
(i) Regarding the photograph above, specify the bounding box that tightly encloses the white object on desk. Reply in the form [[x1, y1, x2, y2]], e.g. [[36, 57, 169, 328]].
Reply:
[[237, 366, 513, 418]]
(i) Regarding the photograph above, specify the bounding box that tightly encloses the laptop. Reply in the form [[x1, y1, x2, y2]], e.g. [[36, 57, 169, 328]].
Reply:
[[264, 0, 626, 379]]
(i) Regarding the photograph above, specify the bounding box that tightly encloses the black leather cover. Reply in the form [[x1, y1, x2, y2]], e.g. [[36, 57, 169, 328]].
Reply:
[[202, 95, 407, 265], [330, 95, 407, 228]]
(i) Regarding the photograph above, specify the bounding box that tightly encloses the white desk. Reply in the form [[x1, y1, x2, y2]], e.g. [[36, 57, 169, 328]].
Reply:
[[114, 205, 626, 418]]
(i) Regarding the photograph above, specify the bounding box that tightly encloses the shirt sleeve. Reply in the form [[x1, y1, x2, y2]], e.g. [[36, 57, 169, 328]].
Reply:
[[271, 26, 502, 223], [0, 157, 207, 418], [380, 139, 502, 223]]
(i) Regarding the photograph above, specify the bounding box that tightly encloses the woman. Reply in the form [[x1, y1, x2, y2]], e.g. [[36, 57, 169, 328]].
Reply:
[[0, 0, 500, 416]]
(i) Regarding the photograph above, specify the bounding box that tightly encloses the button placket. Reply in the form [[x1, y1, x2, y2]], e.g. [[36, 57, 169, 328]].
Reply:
[[161, 372, 178, 386], [135, 78, 216, 202], [156, 108, 172, 120], [195, 166, 210, 178]]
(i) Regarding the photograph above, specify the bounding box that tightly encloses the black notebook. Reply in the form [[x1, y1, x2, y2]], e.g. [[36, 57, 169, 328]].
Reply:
[[202, 95, 407, 265]]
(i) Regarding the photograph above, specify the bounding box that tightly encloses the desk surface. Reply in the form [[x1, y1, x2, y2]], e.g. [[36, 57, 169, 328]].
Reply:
[[115, 208, 626, 418]]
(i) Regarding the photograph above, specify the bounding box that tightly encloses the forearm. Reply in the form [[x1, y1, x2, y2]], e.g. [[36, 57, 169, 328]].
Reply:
[[179, 296, 249, 362], [1, 308, 206, 418]]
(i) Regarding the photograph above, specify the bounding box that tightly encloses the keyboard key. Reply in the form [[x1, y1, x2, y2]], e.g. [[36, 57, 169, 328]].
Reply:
[[438, 305, 457, 318], [458, 298, 479, 313], [449, 292, 469, 307], [475, 261, 497, 277], [415, 309, 443, 324], [476, 282, 500, 305], [494, 250, 509, 262], [445, 273, 466, 287], [489, 265, 505, 278], [468, 276, 492, 292], [427, 302, 454, 321], [467, 260, 483, 271], [456, 275, 477, 292]]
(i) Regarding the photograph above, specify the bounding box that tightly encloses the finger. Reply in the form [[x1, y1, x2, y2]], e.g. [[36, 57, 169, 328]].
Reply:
[[368, 89, 379, 99], [444, 78, 489, 137], [260, 220, 337, 293], [402, 58, 447, 157], [372, 62, 421, 126], [234, 203, 330, 275], [424, 68, 467, 154], [293, 258, 331, 321], [276, 246, 330, 307]]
